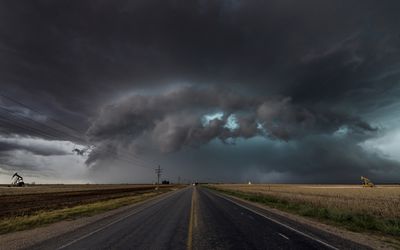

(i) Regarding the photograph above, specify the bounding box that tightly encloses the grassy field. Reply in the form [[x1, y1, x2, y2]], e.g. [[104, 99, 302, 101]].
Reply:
[[0, 184, 180, 219], [0, 184, 183, 234], [0, 184, 163, 195], [208, 184, 400, 237]]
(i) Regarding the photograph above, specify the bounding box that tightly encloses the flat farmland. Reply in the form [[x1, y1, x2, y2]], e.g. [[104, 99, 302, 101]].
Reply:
[[0, 184, 179, 219], [209, 184, 400, 236], [210, 184, 400, 218]]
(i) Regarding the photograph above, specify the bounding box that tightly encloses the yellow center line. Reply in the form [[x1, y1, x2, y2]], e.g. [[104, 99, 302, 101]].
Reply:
[[193, 189, 198, 228], [187, 187, 196, 250]]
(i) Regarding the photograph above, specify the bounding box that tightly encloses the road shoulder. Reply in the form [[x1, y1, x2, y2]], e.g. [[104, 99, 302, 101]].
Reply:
[[207, 188, 398, 250], [0, 188, 183, 250]]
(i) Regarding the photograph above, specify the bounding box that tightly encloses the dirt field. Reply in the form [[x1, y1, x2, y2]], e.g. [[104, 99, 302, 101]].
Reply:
[[0, 184, 180, 219], [210, 184, 400, 219]]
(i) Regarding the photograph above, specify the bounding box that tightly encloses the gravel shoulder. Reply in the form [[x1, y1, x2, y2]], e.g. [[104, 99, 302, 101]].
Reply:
[[214, 190, 400, 250]]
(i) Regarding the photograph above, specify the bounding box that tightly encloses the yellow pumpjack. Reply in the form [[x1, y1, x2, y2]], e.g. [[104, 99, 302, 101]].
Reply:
[[361, 176, 375, 187]]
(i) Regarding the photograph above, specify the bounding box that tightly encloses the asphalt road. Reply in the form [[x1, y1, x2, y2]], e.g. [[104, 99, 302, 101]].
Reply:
[[32, 186, 369, 250]]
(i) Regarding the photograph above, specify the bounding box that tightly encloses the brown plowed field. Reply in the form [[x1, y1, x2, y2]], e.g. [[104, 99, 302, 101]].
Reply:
[[0, 184, 179, 219]]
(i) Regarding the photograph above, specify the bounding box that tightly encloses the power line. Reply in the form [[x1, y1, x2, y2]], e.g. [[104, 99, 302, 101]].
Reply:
[[155, 165, 162, 186], [0, 115, 61, 141], [0, 111, 151, 167], [97, 147, 155, 170], [0, 93, 85, 135], [1, 93, 153, 155], [0, 111, 155, 170], [0, 110, 81, 143], [0, 93, 159, 171], [0, 114, 154, 170], [0, 95, 141, 152], [0, 107, 86, 144], [0, 116, 155, 169], [108, 154, 154, 170], [118, 148, 158, 166]]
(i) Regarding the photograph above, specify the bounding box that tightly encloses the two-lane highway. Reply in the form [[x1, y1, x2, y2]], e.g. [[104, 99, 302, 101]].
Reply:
[[32, 186, 369, 250], [194, 187, 333, 250]]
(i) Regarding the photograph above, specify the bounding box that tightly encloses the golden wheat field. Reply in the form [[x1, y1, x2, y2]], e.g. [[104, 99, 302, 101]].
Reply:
[[211, 184, 400, 219]]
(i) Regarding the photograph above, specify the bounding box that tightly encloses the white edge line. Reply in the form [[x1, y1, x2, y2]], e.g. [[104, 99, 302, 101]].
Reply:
[[57, 188, 187, 249], [278, 233, 290, 240], [211, 191, 340, 250]]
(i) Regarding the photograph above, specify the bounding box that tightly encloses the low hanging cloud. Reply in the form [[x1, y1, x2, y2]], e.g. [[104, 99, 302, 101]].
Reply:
[[86, 86, 377, 165], [1, 0, 399, 183], [0, 136, 72, 156]]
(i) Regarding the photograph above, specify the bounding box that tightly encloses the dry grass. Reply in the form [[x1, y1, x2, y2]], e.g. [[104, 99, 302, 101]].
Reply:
[[0, 184, 185, 234], [212, 184, 400, 219], [208, 184, 400, 236], [0, 184, 181, 219], [0, 184, 158, 195], [0, 191, 162, 234]]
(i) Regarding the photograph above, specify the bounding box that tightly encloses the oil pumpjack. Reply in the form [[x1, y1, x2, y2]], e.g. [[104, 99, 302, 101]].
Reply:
[[11, 172, 25, 187]]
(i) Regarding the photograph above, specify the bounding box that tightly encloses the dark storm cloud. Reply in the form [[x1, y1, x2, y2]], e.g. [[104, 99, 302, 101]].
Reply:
[[1, 0, 400, 182], [0, 140, 67, 156], [0, 137, 71, 156], [166, 134, 400, 184], [0, 96, 86, 143], [85, 86, 377, 165], [2, 0, 399, 107]]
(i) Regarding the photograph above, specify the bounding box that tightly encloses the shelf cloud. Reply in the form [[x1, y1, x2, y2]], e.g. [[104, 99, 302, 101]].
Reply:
[[1, 0, 400, 183]]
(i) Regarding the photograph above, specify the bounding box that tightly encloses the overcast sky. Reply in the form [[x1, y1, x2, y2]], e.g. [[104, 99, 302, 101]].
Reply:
[[1, 0, 400, 184]]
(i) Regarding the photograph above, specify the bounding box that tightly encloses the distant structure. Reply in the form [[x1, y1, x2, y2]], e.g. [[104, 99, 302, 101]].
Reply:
[[154, 165, 163, 190], [162, 180, 170, 184], [11, 173, 25, 187], [248, 181, 252, 185], [361, 176, 375, 187], [155, 165, 163, 185]]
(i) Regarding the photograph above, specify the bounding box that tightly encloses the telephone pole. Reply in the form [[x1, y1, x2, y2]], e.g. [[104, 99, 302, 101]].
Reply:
[[155, 165, 162, 186]]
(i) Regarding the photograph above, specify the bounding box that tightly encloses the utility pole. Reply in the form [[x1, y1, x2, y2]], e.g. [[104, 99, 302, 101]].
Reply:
[[155, 165, 162, 187]]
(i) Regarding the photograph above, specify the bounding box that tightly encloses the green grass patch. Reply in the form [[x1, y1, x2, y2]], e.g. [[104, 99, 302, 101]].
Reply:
[[206, 186, 400, 237], [0, 190, 167, 235]]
